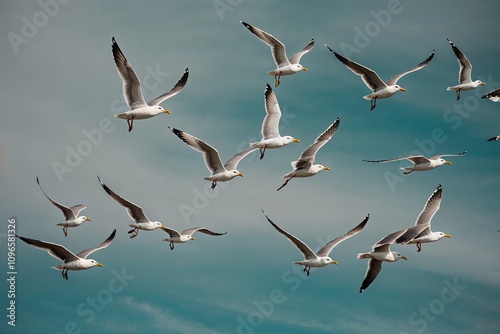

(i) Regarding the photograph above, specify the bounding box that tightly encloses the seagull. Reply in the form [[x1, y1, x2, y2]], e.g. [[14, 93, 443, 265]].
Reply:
[[358, 229, 408, 293], [264, 210, 369, 276], [447, 38, 485, 100], [277, 118, 339, 191], [97, 176, 165, 238], [487, 135, 500, 141], [112, 37, 189, 132], [16, 229, 116, 280], [482, 88, 500, 102], [36, 177, 91, 237], [161, 227, 227, 250], [362, 151, 467, 175], [395, 184, 451, 252], [169, 127, 257, 189], [241, 21, 314, 87], [325, 45, 435, 110], [250, 83, 300, 159]]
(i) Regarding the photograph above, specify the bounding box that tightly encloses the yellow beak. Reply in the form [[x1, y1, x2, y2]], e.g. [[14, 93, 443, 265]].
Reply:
[[402, 256, 408, 261], [399, 87, 407, 92], [444, 234, 452, 238], [331, 260, 338, 265], [323, 166, 331, 171], [97, 263, 104, 267], [238, 173, 244, 177], [293, 139, 301, 143], [302, 67, 308, 72], [191, 237, 196, 241], [163, 109, 171, 114], [85, 217, 91, 221], [444, 161, 452, 165]]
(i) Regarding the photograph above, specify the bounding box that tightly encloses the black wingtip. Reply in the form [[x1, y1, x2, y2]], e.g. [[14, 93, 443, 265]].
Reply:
[[36, 176, 40, 185]]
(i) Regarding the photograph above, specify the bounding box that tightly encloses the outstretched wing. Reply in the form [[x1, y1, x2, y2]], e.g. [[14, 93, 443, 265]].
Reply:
[[169, 127, 225, 174], [76, 229, 117, 259], [161, 227, 181, 238], [362, 155, 430, 165], [16, 235, 78, 263], [386, 50, 435, 85], [289, 39, 314, 65], [180, 227, 227, 237], [36, 177, 79, 221], [224, 148, 257, 171], [241, 21, 289, 67], [317, 214, 369, 257], [261, 83, 282, 139], [263, 210, 316, 259], [294, 118, 340, 170], [429, 151, 467, 160], [447, 39, 472, 84], [482, 88, 500, 102], [148, 68, 189, 106], [326, 45, 386, 92], [97, 176, 150, 223], [415, 185, 442, 226], [111, 37, 147, 109], [359, 259, 382, 293]]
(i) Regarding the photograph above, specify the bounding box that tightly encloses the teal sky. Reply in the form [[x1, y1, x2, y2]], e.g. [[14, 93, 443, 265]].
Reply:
[[1, 1, 500, 333]]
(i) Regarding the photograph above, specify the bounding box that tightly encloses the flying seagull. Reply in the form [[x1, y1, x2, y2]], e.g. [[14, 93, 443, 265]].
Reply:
[[112, 37, 189, 131], [277, 118, 339, 191], [169, 127, 257, 189], [16, 229, 116, 280], [482, 88, 500, 102], [325, 45, 435, 110], [97, 176, 165, 238], [446, 38, 485, 100], [161, 227, 227, 250], [241, 21, 314, 87], [250, 83, 300, 159], [36, 177, 90, 237], [395, 184, 451, 252], [363, 151, 467, 174], [264, 210, 369, 276], [358, 229, 408, 293]]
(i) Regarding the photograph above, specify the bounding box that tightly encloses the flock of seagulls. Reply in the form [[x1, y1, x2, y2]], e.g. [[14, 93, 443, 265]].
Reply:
[[15, 20, 496, 293]]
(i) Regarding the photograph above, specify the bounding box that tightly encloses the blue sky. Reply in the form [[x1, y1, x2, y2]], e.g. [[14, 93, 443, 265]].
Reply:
[[1, 1, 500, 333]]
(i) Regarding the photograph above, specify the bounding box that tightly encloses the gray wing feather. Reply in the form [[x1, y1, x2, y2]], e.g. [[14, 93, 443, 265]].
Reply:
[[111, 37, 147, 109], [317, 214, 370, 257], [147, 68, 189, 106], [429, 151, 467, 160], [360, 259, 382, 293], [169, 127, 225, 174], [288, 39, 314, 65], [161, 227, 181, 238], [180, 227, 227, 236], [263, 211, 317, 259], [447, 39, 472, 84], [224, 148, 257, 171], [76, 229, 117, 259], [362, 155, 430, 164], [16, 235, 78, 262], [326, 45, 386, 91], [261, 83, 281, 139], [97, 176, 150, 223], [373, 229, 408, 252], [386, 50, 435, 85], [241, 21, 289, 67], [36, 177, 79, 221], [294, 118, 340, 170], [414, 185, 442, 226]]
